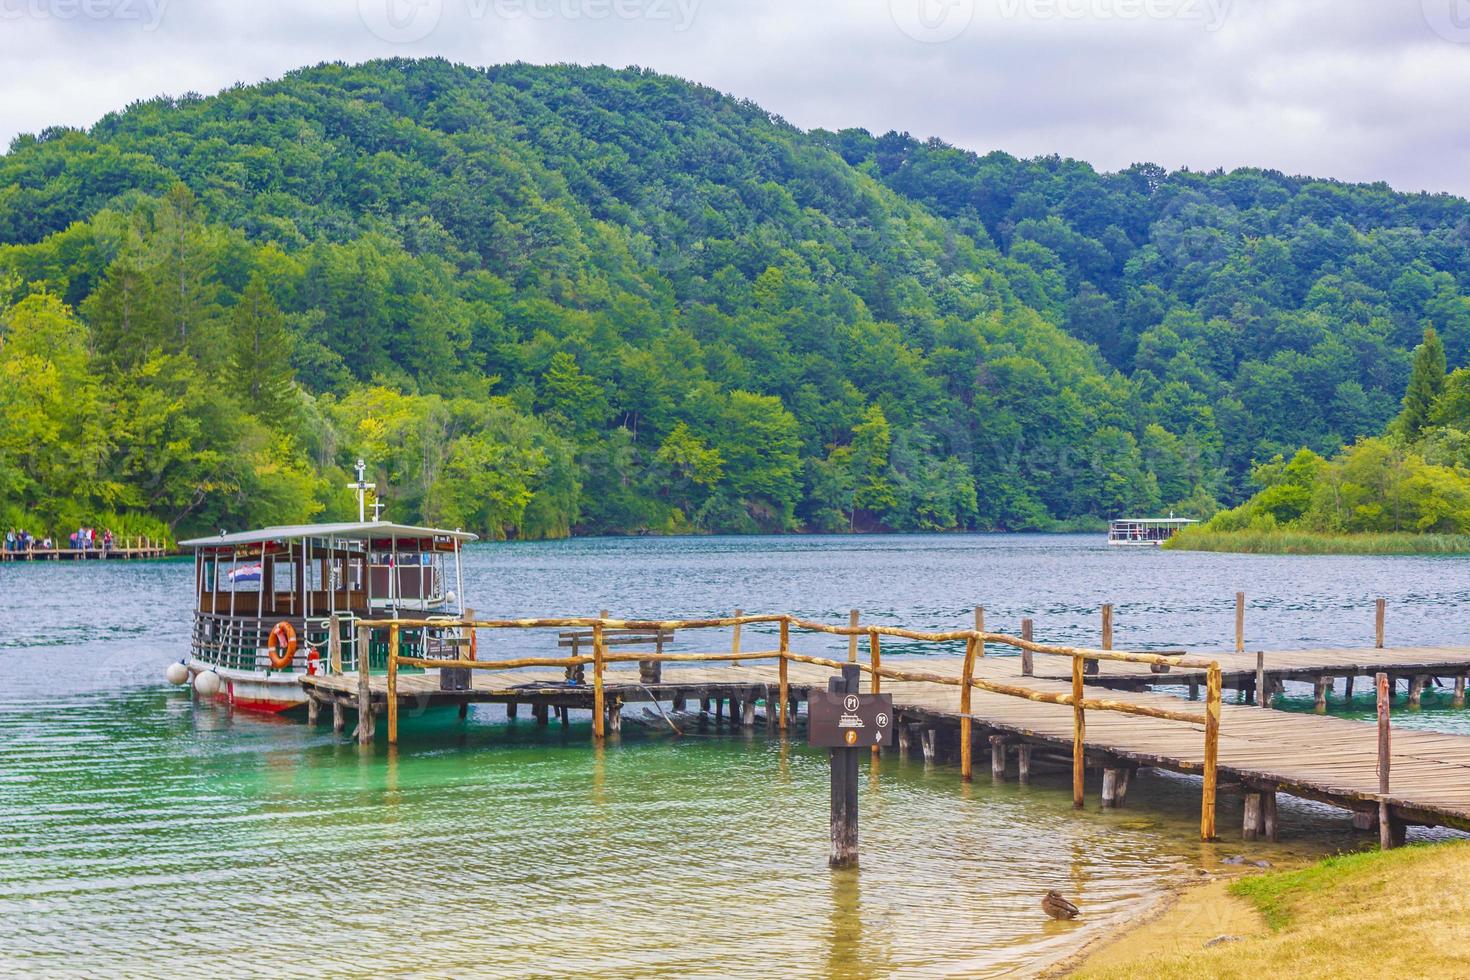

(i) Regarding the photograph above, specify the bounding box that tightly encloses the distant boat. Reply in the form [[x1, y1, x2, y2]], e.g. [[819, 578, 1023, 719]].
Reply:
[[1107, 516, 1197, 547]]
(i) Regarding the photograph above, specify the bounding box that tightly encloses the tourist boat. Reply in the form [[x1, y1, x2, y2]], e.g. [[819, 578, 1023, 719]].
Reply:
[[170, 464, 477, 712], [1106, 516, 1197, 547]]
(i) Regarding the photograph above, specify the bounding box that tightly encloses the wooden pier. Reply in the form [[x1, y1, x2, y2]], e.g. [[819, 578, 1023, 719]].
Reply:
[[292, 612, 1470, 846], [0, 537, 171, 561]]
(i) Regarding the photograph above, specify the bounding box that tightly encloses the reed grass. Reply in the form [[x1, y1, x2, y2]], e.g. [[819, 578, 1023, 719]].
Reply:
[[1163, 528, 1470, 555]]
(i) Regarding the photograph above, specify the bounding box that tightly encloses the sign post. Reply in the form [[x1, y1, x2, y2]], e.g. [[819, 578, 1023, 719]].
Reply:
[[809, 663, 894, 868]]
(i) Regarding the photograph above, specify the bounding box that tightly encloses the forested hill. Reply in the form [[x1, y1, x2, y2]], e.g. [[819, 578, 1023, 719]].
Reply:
[[2, 59, 1468, 540]]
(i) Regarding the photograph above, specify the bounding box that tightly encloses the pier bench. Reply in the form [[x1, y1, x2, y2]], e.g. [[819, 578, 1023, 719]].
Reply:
[[558, 626, 675, 684]]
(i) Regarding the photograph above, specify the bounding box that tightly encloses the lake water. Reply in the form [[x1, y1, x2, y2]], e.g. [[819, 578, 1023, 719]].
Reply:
[[3, 534, 1469, 976]]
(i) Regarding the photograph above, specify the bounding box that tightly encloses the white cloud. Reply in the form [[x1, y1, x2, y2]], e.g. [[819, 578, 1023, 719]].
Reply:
[[2, 0, 1469, 195]]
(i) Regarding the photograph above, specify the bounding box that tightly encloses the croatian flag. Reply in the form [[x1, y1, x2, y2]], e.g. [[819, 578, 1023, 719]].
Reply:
[[228, 562, 263, 583]]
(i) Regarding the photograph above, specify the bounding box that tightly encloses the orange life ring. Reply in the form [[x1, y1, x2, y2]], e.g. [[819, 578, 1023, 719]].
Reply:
[[267, 621, 297, 670]]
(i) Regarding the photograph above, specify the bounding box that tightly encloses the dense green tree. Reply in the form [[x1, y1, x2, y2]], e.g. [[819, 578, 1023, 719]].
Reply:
[[229, 274, 296, 428], [1397, 326, 1447, 439]]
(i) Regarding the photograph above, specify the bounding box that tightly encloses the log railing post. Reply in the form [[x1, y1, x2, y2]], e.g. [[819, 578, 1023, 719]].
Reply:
[[959, 634, 978, 781], [1020, 617, 1033, 676], [778, 617, 790, 730], [1235, 592, 1245, 654], [847, 609, 860, 662], [1376, 598, 1386, 649], [328, 614, 342, 675], [1202, 663, 1221, 840], [1091, 604, 1108, 675], [1256, 650, 1266, 709], [386, 624, 400, 745], [731, 608, 743, 658], [869, 628, 882, 759], [593, 620, 606, 739], [356, 624, 373, 745], [1072, 654, 1086, 808], [1377, 671, 1394, 849]]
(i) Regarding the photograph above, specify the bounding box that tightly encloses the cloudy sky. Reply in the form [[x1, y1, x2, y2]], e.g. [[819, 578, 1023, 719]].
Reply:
[[3, 0, 1470, 195]]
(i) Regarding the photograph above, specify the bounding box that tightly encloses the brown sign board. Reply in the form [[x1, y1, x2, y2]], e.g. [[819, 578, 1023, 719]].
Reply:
[[808, 691, 894, 749]]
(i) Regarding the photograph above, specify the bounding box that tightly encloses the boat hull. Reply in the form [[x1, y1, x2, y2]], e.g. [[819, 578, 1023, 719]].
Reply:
[[188, 659, 308, 713]]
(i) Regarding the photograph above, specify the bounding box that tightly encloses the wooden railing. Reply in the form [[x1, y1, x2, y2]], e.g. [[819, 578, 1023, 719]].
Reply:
[[361, 613, 1224, 840]]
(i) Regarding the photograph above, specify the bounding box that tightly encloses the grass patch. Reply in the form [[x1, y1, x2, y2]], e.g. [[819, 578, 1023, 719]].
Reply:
[[1163, 528, 1470, 555], [1075, 840, 1470, 978]]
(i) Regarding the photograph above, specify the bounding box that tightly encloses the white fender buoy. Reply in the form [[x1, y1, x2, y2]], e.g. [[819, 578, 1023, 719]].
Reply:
[[165, 662, 190, 686], [193, 670, 221, 697]]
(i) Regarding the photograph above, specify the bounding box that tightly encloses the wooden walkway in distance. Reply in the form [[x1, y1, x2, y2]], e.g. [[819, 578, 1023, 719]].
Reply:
[[1014, 644, 1470, 708], [300, 646, 1470, 838], [0, 544, 172, 562]]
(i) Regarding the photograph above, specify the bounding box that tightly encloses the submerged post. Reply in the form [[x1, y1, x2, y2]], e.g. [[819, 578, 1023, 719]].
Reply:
[[830, 664, 861, 868], [1202, 663, 1221, 841], [778, 617, 790, 731], [387, 624, 400, 745], [356, 624, 373, 745], [959, 634, 979, 781], [592, 621, 607, 739], [1376, 599, 1386, 649], [1072, 654, 1085, 808], [1377, 672, 1395, 850]]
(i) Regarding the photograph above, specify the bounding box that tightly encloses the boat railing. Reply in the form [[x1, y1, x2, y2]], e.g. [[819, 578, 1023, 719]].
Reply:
[[348, 613, 1226, 841]]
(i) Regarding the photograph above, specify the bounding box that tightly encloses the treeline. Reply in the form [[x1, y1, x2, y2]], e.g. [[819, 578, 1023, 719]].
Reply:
[[2, 59, 1469, 540], [1181, 327, 1470, 541]]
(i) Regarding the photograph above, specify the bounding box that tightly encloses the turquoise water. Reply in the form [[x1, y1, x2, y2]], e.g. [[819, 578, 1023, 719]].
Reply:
[[3, 534, 1469, 976]]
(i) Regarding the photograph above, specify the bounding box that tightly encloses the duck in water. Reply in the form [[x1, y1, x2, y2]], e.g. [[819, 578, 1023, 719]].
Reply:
[[1042, 890, 1080, 920]]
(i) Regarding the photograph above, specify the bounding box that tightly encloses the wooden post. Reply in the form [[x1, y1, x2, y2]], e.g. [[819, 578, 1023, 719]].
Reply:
[[592, 621, 606, 739], [356, 624, 373, 745], [830, 665, 861, 868], [507, 702, 518, 720], [991, 735, 1006, 781], [386, 624, 399, 745], [869, 629, 882, 759], [1256, 651, 1267, 709], [1345, 674, 1355, 703], [1202, 664, 1221, 841], [609, 698, 623, 734], [921, 728, 937, 764], [1072, 654, 1085, 809], [897, 723, 910, 760], [732, 608, 743, 658], [960, 635, 979, 781], [778, 618, 790, 731], [1243, 792, 1262, 841], [1455, 675, 1466, 709], [1017, 744, 1032, 784], [1375, 598, 1386, 649], [1377, 672, 1395, 850], [1409, 675, 1426, 709], [1262, 791, 1279, 842], [741, 698, 756, 730], [1020, 618, 1034, 676], [1102, 768, 1119, 808], [1235, 591, 1245, 654], [1314, 677, 1328, 714], [1115, 767, 1131, 807], [847, 609, 860, 662], [1188, 682, 1199, 701], [1090, 605, 1109, 675], [328, 614, 342, 675], [307, 695, 320, 726]]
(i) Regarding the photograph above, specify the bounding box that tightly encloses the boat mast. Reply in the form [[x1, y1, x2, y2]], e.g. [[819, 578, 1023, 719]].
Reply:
[[349, 459, 377, 523]]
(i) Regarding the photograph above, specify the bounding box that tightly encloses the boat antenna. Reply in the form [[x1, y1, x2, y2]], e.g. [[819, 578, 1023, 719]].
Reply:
[[349, 459, 378, 523]]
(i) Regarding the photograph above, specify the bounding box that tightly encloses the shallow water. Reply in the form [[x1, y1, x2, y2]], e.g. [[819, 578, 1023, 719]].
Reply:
[[3, 534, 1468, 976]]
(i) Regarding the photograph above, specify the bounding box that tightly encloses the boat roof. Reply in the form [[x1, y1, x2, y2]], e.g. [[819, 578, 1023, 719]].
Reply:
[[179, 521, 478, 549], [1110, 517, 1198, 524]]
